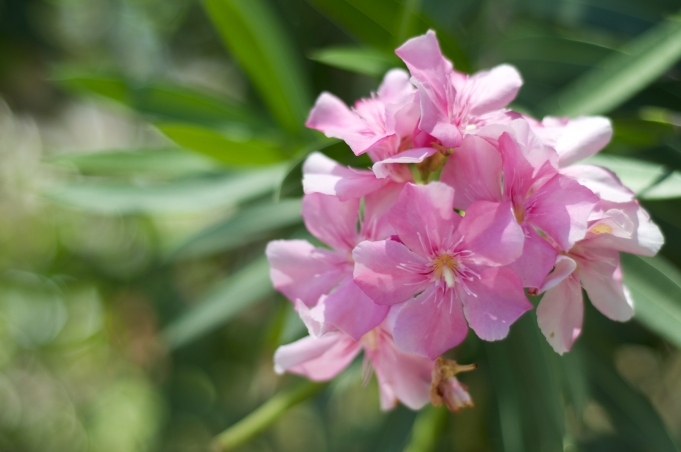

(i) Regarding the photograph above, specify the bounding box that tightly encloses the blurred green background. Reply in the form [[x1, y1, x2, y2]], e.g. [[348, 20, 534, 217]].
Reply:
[[1, 0, 681, 451]]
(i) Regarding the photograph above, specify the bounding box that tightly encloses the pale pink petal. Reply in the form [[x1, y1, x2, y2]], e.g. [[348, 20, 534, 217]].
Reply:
[[467, 64, 523, 116], [460, 267, 531, 341], [456, 201, 524, 267], [266, 240, 348, 307], [554, 116, 613, 166], [302, 193, 359, 254], [302, 152, 387, 201], [392, 286, 469, 360], [536, 275, 583, 354], [440, 134, 503, 209], [305, 93, 383, 155], [528, 174, 599, 251], [372, 147, 437, 179], [360, 183, 404, 241], [540, 255, 577, 293], [577, 251, 634, 321], [353, 239, 430, 305], [318, 278, 389, 341], [294, 299, 327, 338], [371, 331, 433, 410], [274, 333, 361, 381], [586, 201, 664, 256], [560, 164, 634, 203], [377, 69, 416, 104], [509, 228, 558, 288], [387, 182, 459, 255]]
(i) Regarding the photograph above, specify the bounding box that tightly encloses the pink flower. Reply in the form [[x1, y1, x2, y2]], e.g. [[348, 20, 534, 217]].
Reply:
[[305, 69, 436, 181], [353, 182, 531, 359], [266, 186, 402, 340], [274, 303, 434, 411], [441, 120, 600, 288], [395, 30, 522, 149], [537, 194, 664, 354]]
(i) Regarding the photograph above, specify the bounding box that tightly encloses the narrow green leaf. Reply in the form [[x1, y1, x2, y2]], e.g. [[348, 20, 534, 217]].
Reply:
[[45, 166, 286, 214], [48, 148, 220, 178], [204, 0, 311, 135], [158, 124, 288, 166], [621, 254, 681, 348], [543, 13, 681, 116], [308, 46, 399, 77], [163, 256, 273, 349], [585, 154, 681, 199], [403, 406, 447, 452], [211, 381, 326, 451], [52, 71, 261, 127], [170, 198, 302, 260], [584, 347, 679, 452]]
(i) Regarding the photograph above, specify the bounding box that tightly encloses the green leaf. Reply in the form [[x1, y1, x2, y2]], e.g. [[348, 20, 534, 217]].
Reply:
[[308, 46, 399, 77], [403, 406, 447, 452], [204, 0, 312, 135], [584, 347, 679, 452], [621, 254, 681, 348], [162, 256, 273, 349], [305, 0, 469, 71], [543, 13, 681, 116], [170, 198, 302, 260], [48, 148, 220, 179], [585, 155, 681, 199], [51, 71, 261, 128], [45, 165, 286, 214], [158, 124, 288, 166]]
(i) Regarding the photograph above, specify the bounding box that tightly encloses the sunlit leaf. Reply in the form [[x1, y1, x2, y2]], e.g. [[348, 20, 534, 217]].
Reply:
[[48, 148, 220, 179], [52, 70, 261, 127], [163, 256, 274, 349], [158, 124, 288, 166], [621, 254, 681, 348], [543, 13, 681, 116], [170, 198, 302, 260], [45, 165, 286, 214], [308, 46, 399, 77], [204, 0, 312, 135], [585, 154, 681, 199]]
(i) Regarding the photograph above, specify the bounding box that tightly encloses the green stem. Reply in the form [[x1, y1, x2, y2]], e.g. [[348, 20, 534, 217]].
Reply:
[[403, 405, 448, 452], [210, 381, 325, 451]]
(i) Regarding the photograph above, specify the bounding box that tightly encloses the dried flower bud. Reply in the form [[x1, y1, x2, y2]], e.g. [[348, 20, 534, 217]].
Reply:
[[430, 357, 477, 412]]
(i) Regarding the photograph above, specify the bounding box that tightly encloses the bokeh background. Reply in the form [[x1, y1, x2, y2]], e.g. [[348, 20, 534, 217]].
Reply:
[[2, 0, 681, 451]]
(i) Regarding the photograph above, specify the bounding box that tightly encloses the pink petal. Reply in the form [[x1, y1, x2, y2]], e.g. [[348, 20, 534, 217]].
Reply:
[[560, 164, 634, 203], [508, 228, 558, 288], [302, 152, 387, 201], [460, 267, 532, 341], [554, 116, 613, 166], [540, 255, 577, 293], [456, 201, 524, 267], [360, 182, 404, 241], [318, 278, 389, 341], [353, 239, 431, 305], [370, 330, 434, 410], [393, 286, 469, 360], [274, 332, 361, 381], [467, 64, 523, 116], [528, 173, 599, 251], [305, 93, 383, 155], [577, 251, 634, 321], [536, 275, 583, 354], [440, 134, 503, 209], [377, 69, 416, 105], [266, 240, 348, 307], [387, 182, 459, 255], [302, 192, 359, 254], [372, 147, 437, 179]]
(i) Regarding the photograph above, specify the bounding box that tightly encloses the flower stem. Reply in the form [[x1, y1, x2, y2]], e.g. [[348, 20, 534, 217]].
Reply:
[[210, 380, 325, 451]]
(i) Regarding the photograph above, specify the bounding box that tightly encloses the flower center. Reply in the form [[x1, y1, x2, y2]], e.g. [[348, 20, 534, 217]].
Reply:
[[513, 203, 525, 224], [432, 253, 459, 288]]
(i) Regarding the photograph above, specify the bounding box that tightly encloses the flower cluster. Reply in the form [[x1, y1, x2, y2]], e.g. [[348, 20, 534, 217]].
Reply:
[[266, 30, 664, 411]]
